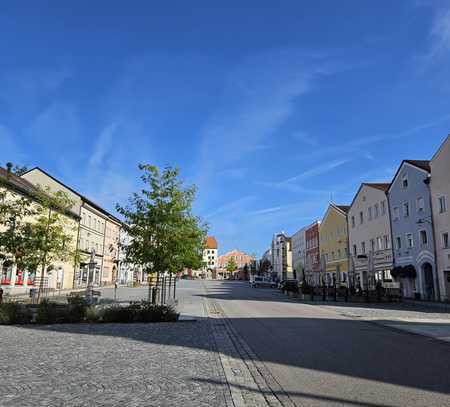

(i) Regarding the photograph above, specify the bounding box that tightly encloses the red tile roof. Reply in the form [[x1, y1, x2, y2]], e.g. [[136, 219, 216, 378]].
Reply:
[[363, 183, 390, 192], [205, 236, 218, 249], [404, 160, 431, 172]]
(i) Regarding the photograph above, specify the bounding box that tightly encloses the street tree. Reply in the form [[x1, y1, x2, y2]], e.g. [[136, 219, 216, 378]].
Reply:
[[0, 182, 36, 271], [226, 257, 237, 273], [20, 188, 79, 300], [116, 164, 207, 277]]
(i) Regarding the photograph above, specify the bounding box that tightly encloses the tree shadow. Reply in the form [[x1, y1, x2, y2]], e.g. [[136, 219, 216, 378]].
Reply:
[[195, 280, 450, 315], [11, 315, 450, 398]]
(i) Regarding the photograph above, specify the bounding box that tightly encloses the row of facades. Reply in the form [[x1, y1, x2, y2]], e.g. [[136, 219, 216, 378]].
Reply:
[[0, 167, 142, 295], [263, 135, 450, 302]]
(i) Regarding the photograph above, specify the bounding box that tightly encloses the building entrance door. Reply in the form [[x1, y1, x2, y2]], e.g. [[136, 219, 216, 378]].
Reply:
[[422, 262, 434, 301]]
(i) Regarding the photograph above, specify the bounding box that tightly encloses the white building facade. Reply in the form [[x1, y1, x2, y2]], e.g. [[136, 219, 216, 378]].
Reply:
[[348, 183, 395, 290]]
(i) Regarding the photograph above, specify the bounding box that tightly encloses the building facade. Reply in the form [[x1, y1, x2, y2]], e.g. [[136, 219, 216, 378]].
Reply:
[[271, 233, 293, 281], [291, 227, 307, 282], [202, 236, 218, 278], [217, 249, 254, 280], [102, 217, 121, 285], [430, 135, 450, 302], [305, 221, 320, 285], [22, 167, 120, 288], [319, 204, 350, 287], [348, 183, 395, 290], [0, 167, 79, 294], [388, 160, 438, 300]]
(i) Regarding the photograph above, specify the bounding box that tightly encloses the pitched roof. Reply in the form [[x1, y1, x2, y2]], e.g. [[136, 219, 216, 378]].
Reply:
[[21, 167, 122, 224], [0, 167, 39, 196], [0, 167, 79, 219], [205, 236, 218, 249], [404, 160, 431, 172], [363, 183, 390, 192], [335, 204, 350, 213]]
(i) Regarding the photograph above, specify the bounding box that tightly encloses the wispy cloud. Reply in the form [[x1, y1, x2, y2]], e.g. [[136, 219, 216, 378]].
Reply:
[[89, 122, 119, 169], [261, 159, 349, 193], [428, 7, 450, 62], [204, 195, 254, 219], [291, 130, 318, 146], [194, 48, 336, 203]]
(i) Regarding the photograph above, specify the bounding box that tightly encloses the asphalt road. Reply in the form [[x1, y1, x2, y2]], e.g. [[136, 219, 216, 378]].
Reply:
[[201, 280, 450, 407]]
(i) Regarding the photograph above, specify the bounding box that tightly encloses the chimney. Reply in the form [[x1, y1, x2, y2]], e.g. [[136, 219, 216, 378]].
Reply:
[[5, 162, 13, 178]]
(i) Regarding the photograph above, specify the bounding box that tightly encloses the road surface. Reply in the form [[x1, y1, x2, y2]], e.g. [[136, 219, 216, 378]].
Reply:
[[200, 279, 450, 407]]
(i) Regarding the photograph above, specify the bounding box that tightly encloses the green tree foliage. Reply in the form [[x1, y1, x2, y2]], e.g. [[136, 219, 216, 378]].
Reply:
[[226, 257, 238, 273], [0, 184, 36, 270], [116, 165, 208, 276], [5, 162, 29, 176], [20, 188, 78, 298]]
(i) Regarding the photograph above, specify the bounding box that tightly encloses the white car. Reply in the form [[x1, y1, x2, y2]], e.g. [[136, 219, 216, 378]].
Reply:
[[250, 276, 277, 288]]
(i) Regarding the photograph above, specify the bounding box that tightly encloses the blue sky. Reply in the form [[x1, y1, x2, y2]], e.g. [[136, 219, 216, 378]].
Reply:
[[1, 1, 450, 256]]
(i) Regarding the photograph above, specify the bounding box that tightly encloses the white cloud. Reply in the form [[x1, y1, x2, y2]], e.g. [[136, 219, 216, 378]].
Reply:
[[429, 7, 450, 60], [261, 159, 349, 193], [89, 122, 119, 169]]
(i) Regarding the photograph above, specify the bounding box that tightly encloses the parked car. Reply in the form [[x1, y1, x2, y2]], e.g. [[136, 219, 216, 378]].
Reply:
[[278, 279, 299, 292], [250, 276, 277, 288]]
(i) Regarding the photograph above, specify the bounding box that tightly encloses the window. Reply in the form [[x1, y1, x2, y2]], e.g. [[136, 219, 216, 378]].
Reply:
[[374, 203, 379, 218], [353, 244, 357, 256], [420, 230, 428, 245], [88, 215, 91, 228], [443, 233, 449, 248], [438, 196, 447, 213], [370, 238, 375, 252], [361, 241, 366, 254], [381, 200, 386, 215], [377, 236, 383, 250], [337, 249, 341, 259], [359, 211, 364, 224], [396, 236, 402, 250], [383, 235, 389, 249], [368, 207, 373, 220], [402, 174, 408, 189], [417, 197, 425, 213], [393, 207, 399, 221], [331, 251, 335, 260], [351, 216, 355, 228], [403, 202, 410, 217], [406, 233, 414, 248]]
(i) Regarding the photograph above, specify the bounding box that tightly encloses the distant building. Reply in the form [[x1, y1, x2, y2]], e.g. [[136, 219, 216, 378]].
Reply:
[[202, 236, 218, 279], [305, 221, 320, 285], [291, 226, 307, 282], [348, 183, 394, 291], [217, 249, 254, 280], [388, 160, 438, 300], [271, 233, 293, 281], [430, 135, 450, 301], [319, 204, 350, 287]]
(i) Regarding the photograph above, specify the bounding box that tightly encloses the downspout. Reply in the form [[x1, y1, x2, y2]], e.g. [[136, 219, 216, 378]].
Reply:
[[424, 175, 441, 301], [100, 216, 107, 286]]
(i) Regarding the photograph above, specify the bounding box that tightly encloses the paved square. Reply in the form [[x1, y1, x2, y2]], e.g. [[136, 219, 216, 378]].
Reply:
[[0, 321, 228, 407]]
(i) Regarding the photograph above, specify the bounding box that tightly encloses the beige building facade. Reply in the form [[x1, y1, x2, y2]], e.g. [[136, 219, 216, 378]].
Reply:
[[430, 135, 450, 301]]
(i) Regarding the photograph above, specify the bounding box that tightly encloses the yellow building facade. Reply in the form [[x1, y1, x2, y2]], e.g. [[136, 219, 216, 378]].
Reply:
[[319, 204, 350, 286]]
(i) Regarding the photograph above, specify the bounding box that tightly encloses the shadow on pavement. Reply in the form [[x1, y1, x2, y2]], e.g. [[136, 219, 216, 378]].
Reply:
[[13, 315, 450, 397]]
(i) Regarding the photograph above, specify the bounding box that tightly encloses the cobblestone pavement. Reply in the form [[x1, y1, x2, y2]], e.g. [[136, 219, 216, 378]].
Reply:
[[0, 321, 228, 407]]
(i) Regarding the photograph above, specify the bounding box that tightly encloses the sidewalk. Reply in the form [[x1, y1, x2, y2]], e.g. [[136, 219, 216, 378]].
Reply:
[[310, 301, 450, 343]]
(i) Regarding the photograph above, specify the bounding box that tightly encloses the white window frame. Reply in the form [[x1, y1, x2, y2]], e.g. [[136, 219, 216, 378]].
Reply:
[[419, 229, 428, 246], [393, 206, 399, 221], [406, 233, 414, 248], [403, 202, 410, 218], [374, 203, 379, 218], [368, 206, 372, 221], [438, 196, 447, 214], [443, 232, 449, 249], [377, 236, 383, 250], [402, 174, 408, 189], [395, 236, 402, 250], [381, 200, 386, 216], [416, 196, 425, 213]]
